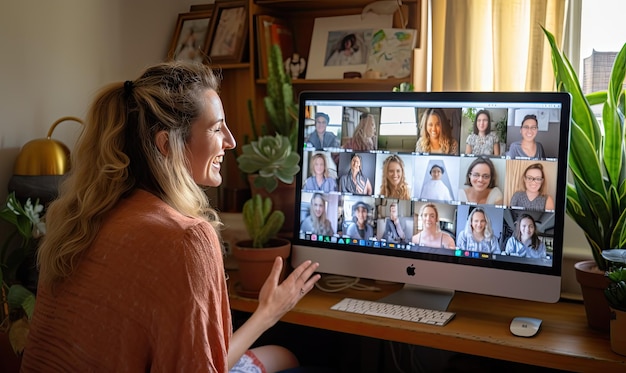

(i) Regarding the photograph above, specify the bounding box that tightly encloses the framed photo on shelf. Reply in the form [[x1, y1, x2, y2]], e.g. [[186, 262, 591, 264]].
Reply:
[[306, 14, 393, 80], [205, 0, 249, 64], [167, 10, 214, 63], [255, 15, 295, 79]]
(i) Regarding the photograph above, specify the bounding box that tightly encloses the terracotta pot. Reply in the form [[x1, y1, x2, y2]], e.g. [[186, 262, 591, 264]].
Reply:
[[609, 307, 626, 356], [575, 260, 611, 331], [232, 238, 291, 298], [247, 175, 296, 236]]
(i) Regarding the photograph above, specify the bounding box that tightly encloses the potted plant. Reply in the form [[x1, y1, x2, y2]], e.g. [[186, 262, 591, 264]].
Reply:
[[231, 195, 291, 298], [542, 26, 626, 330], [237, 43, 301, 232], [1, 192, 41, 357], [601, 249, 626, 355]]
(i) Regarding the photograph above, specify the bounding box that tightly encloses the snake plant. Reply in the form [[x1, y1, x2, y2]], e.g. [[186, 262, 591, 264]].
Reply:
[[542, 27, 626, 271]]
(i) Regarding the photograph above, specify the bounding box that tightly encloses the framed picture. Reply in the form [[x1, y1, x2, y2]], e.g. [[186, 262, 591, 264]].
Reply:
[[205, 0, 249, 64], [255, 15, 295, 79], [306, 14, 393, 79], [167, 10, 214, 63]]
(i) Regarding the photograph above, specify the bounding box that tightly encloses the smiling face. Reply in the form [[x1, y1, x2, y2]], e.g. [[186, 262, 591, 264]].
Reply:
[[426, 113, 442, 140], [315, 116, 328, 135], [519, 217, 535, 241], [185, 90, 236, 187], [430, 166, 443, 180], [468, 163, 492, 191], [470, 211, 486, 234], [524, 168, 544, 193], [421, 206, 438, 229], [312, 196, 325, 218], [355, 206, 368, 225], [386, 160, 403, 186], [350, 155, 361, 174], [476, 113, 490, 134], [520, 117, 538, 141], [389, 204, 398, 219], [313, 156, 326, 176]]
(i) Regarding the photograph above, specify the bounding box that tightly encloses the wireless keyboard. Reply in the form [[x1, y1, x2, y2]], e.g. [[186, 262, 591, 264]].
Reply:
[[331, 297, 455, 326]]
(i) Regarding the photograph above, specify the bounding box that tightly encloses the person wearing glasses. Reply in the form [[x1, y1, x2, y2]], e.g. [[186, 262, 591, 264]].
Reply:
[[379, 154, 410, 200], [458, 157, 503, 205], [507, 114, 545, 159], [457, 207, 501, 253], [510, 163, 555, 211]]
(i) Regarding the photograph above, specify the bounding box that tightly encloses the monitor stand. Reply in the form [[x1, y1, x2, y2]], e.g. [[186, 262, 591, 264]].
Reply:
[[377, 284, 455, 311]]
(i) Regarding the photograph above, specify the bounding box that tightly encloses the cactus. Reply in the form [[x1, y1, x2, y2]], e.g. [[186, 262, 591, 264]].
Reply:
[[242, 194, 285, 248], [264, 44, 298, 149]]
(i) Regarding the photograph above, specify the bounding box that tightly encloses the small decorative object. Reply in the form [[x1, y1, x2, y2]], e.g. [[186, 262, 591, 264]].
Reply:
[[366, 28, 417, 79], [166, 10, 214, 63], [255, 15, 294, 79], [232, 195, 291, 298], [543, 27, 626, 330], [602, 250, 626, 355], [284, 52, 306, 79]]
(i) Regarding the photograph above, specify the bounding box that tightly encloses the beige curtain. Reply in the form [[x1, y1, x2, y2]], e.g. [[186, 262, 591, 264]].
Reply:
[[430, 0, 568, 91]]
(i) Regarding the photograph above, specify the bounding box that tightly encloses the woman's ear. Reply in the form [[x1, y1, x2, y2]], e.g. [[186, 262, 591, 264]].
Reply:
[[155, 130, 169, 156]]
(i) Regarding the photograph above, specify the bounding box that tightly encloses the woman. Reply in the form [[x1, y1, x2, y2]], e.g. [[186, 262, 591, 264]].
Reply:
[[343, 112, 376, 151], [340, 153, 373, 195], [300, 193, 334, 235], [303, 153, 337, 192], [411, 203, 456, 249], [415, 108, 459, 154], [458, 157, 503, 205], [507, 114, 546, 159], [504, 214, 547, 258], [381, 202, 407, 243], [379, 154, 410, 200], [510, 163, 555, 211], [465, 109, 500, 155], [21, 62, 320, 372], [346, 201, 373, 240], [456, 208, 500, 253], [420, 164, 453, 201]]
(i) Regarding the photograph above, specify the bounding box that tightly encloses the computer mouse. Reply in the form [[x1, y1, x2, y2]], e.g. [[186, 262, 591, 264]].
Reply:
[[509, 316, 542, 337]]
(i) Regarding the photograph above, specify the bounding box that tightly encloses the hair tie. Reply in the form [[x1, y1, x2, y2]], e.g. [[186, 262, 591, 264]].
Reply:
[[124, 80, 134, 94]]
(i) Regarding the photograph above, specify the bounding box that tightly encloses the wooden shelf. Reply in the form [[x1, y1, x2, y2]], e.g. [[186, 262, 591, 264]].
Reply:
[[255, 0, 419, 11]]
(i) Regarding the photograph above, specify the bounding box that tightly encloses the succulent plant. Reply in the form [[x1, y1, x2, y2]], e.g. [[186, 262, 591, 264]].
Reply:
[[242, 194, 285, 248], [236, 134, 300, 193]]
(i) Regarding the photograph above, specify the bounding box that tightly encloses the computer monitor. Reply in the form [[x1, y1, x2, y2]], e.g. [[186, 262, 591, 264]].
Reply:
[[291, 91, 571, 310]]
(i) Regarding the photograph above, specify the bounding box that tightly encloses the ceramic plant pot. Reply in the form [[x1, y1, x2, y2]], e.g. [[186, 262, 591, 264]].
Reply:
[[575, 260, 611, 331], [232, 238, 291, 298], [609, 307, 626, 356]]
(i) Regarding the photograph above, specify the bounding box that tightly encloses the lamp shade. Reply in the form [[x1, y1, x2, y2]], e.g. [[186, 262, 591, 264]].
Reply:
[[13, 116, 83, 176]]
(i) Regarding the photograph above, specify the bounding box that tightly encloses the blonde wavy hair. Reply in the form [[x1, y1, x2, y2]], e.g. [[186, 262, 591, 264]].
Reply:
[[379, 155, 410, 200], [38, 61, 222, 286]]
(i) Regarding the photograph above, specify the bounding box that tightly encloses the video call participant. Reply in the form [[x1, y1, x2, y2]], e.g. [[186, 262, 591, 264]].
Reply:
[[415, 108, 459, 154], [340, 153, 373, 195], [380, 202, 407, 244], [411, 203, 456, 249], [306, 112, 340, 149], [420, 164, 453, 201], [507, 114, 545, 159], [346, 201, 374, 240], [510, 163, 555, 211], [464, 109, 500, 156], [300, 193, 334, 236], [379, 154, 410, 200], [458, 157, 503, 205], [302, 153, 337, 192], [343, 112, 377, 151], [503, 213, 547, 258], [456, 208, 500, 253]]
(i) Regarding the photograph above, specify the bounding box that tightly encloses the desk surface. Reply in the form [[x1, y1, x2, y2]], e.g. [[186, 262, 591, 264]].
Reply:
[[228, 272, 626, 372]]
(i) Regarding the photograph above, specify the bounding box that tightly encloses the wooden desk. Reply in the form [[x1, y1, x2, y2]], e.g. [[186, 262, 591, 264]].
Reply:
[[228, 273, 626, 372]]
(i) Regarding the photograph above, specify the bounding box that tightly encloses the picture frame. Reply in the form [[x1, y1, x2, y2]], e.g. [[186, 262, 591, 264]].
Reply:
[[306, 14, 393, 80], [167, 10, 214, 63], [255, 15, 295, 79], [205, 0, 249, 64]]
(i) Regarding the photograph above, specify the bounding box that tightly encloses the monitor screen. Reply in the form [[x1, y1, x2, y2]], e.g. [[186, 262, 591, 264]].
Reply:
[[291, 91, 571, 307]]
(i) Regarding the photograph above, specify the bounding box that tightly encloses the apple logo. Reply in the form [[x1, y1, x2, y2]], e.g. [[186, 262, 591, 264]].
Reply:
[[406, 264, 416, 276]]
